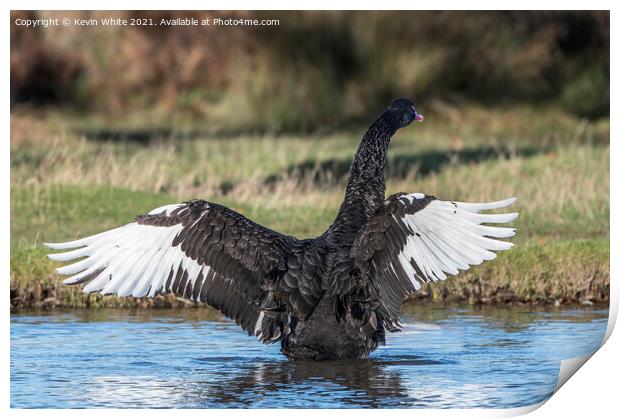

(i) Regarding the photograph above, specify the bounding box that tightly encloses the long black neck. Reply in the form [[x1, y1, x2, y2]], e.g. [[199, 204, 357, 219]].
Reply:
[[326, 110, 401, 243]]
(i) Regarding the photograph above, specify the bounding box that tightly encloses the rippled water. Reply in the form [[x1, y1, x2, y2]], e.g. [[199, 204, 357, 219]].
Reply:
[[11, 306, 608, 408]]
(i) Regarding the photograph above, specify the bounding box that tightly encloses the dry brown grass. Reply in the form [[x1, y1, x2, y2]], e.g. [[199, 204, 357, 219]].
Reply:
[[10, 106, 609, 309], [11, 114, 609, 242]]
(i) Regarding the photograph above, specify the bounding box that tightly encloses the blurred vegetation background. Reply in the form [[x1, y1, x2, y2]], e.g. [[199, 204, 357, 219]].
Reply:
[[10, 11, 609, 310], [11, 10, 609, 132]]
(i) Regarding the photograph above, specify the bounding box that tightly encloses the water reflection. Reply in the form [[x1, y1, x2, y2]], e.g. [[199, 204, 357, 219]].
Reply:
[[78, 355, 451, 408], [190, 356, 447, 407], [401, 304, 609, 332], [11, 306, 608, 408]]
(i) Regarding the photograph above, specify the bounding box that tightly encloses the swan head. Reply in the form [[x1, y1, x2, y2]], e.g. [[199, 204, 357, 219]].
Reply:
[[387, 98, 424, 128]]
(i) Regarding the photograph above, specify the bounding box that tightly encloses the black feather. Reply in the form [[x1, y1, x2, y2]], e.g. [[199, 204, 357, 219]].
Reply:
[[62, 98, 462, 360]]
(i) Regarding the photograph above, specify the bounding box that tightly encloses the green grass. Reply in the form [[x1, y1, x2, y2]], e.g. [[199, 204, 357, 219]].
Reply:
[[10, 106, 610, 309], [10, 184, 337, 245], [415, 239, 609, 305]]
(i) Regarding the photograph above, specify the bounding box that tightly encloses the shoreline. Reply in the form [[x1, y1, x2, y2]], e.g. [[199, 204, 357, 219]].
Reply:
[[11, 238, 609, 311], [10, 299, 610, 313], [11, 251, 609, 311], [10, 287, 609, 312]]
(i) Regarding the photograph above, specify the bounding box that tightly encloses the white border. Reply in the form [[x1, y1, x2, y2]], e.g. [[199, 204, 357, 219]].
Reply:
[[3, 2, 617, 418]]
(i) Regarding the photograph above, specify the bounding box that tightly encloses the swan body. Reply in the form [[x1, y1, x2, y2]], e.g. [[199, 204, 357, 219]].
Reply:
[[46, 98, 518, 360]]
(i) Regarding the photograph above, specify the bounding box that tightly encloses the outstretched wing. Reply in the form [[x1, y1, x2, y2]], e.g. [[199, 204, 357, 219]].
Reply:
[[351, 193, 518, 329], [45, 199, 312, 342]]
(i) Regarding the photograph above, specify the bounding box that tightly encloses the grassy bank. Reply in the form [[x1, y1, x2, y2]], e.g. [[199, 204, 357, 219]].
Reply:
[[10, 106, 610, 309], [11, 234, 609, 310]]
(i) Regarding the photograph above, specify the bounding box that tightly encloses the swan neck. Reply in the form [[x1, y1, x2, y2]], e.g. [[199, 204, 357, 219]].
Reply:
[[327, 113, 397, 241]]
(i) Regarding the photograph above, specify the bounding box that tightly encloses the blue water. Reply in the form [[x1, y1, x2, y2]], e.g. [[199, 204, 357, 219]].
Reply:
[[11, 306, 608, 408]]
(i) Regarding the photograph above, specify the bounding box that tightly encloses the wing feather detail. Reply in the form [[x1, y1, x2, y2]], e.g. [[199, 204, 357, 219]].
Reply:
[[352, 192, 518, 329], [45, 200, 304, 342]]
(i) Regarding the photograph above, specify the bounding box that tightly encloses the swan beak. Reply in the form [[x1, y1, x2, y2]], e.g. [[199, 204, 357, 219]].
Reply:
[[415, 113, 424, 122]]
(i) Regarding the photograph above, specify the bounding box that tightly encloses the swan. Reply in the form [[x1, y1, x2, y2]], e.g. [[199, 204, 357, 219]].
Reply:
[[46, 98, 518, 360]]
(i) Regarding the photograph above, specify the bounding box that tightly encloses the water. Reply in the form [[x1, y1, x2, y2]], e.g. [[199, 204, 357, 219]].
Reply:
[[11, 306, 608, 408]]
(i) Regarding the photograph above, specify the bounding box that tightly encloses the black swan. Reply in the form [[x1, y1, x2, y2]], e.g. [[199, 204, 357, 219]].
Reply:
[[46, 98, 518, 361]]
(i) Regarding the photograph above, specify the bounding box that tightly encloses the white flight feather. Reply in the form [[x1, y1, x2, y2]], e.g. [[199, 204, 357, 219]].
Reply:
[[412, 235, 442, 281], [407, 216, 447, 280], [417, 233, 456, 276], [43, 225, 128, 250], [148, 204, 183, 215], [95, 229, 154, 294], [47, 246, 91, 262], [103, 245, 149, 295], [45, 210, 215, 300], [453, 197, 517, 211], [394, 194, 518, 288], [132, 227, 183, 297], [425, 229, 470, 270], [397, 252, 420, 289], [118, 228, 170, 296], [254, 311, 265, 336]]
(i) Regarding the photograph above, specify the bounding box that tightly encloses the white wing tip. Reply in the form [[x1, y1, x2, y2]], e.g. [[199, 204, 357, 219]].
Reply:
[[47, 253, 65, 261], [452, 196, 518, 212], [63, 277, 83, 285], [491, 196, 517, 208], [148, 203, 183, 215], [83, 281, 102, 294], [44, 242, 72, 250], [499, 241, 514, 250]]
